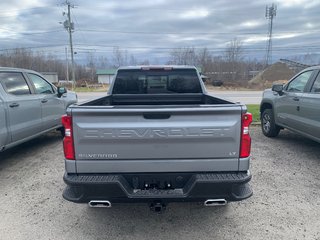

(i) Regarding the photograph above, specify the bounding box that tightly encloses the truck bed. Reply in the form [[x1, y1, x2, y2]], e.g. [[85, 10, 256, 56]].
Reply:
[[79, 93, 233, 106]]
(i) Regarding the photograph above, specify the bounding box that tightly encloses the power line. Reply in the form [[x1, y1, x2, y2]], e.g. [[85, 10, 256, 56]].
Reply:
[[72, 43, 320, 50], [19, 30, 63, 36], [2, 44, 319, 53], [0, 6, 48, 14], [71, 9, 88, 47], [0, 45, 66, 52], [1, 26, 318, 37], [77, 28, 320, 35]]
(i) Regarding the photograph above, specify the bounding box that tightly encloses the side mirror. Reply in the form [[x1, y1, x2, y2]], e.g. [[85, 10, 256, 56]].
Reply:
[[57, 87, 67, 97], [272, 84, 284, 94]]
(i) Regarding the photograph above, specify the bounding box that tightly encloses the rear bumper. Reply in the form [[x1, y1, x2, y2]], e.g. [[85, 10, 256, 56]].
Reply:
[[63, 171, 252, 204]]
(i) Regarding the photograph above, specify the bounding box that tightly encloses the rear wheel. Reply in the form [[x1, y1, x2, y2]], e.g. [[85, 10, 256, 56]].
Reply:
[[261, 109, 280, 137]]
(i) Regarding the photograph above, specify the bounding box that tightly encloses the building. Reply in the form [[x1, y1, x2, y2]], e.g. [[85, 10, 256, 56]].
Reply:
[[96, 69, 117, 84], [41, 72, 58, 83]]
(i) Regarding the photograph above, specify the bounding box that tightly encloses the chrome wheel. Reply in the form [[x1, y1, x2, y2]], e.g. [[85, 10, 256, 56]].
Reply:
[[261, 109, 280, 137], [262, 113, 271, 133]]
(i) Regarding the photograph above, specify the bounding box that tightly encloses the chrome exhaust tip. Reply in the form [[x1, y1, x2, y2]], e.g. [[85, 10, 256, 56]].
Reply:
[[88, 200, 112, 208], [204, 199, 227, 206]]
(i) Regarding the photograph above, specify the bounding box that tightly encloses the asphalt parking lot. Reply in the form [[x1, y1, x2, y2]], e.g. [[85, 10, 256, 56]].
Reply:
[[0, 127, 319, 240]]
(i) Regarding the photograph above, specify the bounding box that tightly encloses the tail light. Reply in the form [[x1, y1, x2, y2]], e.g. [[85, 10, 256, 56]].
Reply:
[[62, 115, 75, 160], [240, 113, 253, 158]]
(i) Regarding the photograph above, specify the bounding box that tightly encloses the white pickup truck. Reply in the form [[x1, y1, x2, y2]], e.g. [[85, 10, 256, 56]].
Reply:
[[62, 66, 253, 212], [0, 67, 77, 151]]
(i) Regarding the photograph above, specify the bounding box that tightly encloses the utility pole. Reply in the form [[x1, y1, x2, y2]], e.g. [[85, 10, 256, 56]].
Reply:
[[265, 3, 277, 67], [65, 47, 69, 82], [63, 1, 75, 88]]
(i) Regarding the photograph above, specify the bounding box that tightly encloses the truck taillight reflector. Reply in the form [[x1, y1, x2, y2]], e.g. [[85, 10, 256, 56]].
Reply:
[[62, 115, 75, 160], [240, 113, 253, 158]]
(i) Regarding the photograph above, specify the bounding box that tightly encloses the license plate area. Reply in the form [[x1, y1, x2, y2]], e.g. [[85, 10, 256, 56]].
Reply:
[[123, 173, 193, 190]]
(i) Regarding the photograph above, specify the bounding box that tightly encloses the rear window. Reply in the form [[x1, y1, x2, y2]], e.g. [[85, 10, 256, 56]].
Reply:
[[112, 69, 202, 94], [0, 72, 31, 95]]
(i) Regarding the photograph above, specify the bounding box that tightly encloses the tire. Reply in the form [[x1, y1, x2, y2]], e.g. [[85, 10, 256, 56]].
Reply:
[[261, 109, 280, 137]]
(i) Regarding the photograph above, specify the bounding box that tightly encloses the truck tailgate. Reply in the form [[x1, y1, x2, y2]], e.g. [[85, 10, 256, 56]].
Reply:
[[72, 105, 243, 173]]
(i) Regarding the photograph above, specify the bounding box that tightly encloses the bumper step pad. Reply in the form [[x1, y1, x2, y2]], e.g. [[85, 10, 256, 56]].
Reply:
[[63, 171, 252, 203]]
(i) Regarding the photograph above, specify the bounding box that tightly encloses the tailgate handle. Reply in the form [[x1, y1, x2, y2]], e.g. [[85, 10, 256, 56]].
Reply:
[[143, 113, 171, 119]]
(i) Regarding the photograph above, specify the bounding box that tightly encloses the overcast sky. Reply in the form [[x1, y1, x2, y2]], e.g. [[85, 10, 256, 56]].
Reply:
[[0, 0, 319, 64]]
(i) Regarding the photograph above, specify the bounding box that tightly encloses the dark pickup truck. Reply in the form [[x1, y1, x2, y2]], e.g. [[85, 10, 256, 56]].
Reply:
[[62, 66, 253, 212]]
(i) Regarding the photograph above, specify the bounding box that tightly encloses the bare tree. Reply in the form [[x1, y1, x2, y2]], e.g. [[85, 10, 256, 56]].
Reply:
[[86, 53, 97, 82], [96, 56, 109, 69], [0, 48, 97, 82], [129, 54, 138, 66], [139, 59, 150, 65], [112, 47, 128, 67], [197, 47, 212, 73], [168, 47, 197, 66], [225, 38, 244, 81]]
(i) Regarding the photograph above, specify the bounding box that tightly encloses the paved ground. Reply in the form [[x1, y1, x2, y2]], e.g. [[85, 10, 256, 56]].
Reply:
[[76, 91, 263, 104], [0, 127, 319, 240]]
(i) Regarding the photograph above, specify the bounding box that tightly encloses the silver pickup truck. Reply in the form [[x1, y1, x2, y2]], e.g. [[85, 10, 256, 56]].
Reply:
[[62, 66, 253, 212], [0, 67, 77, 151], [260, 65, 320, 142]]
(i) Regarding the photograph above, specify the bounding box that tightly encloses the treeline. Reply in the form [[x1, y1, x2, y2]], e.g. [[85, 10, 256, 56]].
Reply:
[[0, 48, 91, 82], [167, 39, 264, 85], [0, 40, 266, 85], [0, 47, 152, 82]]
